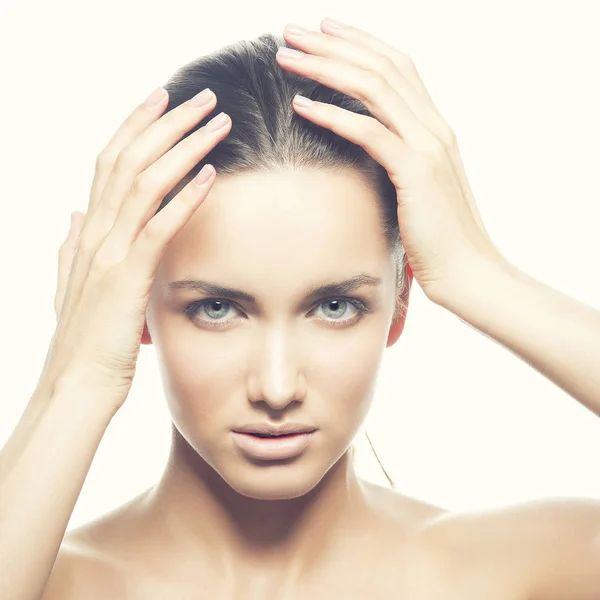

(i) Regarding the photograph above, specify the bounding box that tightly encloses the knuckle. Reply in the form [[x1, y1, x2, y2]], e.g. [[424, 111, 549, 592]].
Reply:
[[76, 232, 95, 257], [91, 254, 117, 277], [355, 71, 386, 102], [441, 125, 457, 147], [95, 150, 112, 170], [422, 135, 446, 161], [88, 258, 106, 279], [363, 116, 381, 137], [130, 174, 146, 198], [396, 52, 416, 70], [142, 215, 169, 242], [96, 148, 121, 173], [130, 172, 158, 199], [91, 244, 125, 274], [349, 116, 382, 149], [114, 147, 137, 172], [413, 155, 437, 179], [369, 72, 388, 96], [377, 53, 397, 75], [89, 253, 112, 276], [58, 247, 73, 265]]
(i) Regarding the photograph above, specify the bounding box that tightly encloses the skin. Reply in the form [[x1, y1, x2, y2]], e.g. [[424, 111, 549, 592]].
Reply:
[[48, 168, 453, 599], [48, 170, 596, 600], [37, 17, 600, 600], [141, 168, 408, 573]]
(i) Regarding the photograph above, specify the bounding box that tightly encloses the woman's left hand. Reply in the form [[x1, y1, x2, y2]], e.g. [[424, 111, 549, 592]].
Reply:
[[277, 19, 509, 303]]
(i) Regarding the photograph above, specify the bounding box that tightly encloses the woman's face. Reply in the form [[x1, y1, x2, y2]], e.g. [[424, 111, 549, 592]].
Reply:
[[145, 168, 407, 499]]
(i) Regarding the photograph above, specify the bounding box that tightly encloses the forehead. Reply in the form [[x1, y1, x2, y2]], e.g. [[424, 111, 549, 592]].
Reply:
[[156, 169, 390, 278]]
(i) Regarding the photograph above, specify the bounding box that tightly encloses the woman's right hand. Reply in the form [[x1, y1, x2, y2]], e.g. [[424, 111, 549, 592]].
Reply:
[[37, 86, 231, 413]]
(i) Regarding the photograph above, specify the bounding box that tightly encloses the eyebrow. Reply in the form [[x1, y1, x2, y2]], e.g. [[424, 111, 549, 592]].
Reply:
[[168, 273, 382, 304]]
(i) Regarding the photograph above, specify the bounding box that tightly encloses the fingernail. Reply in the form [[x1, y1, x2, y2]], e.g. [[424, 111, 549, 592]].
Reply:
[[205, 112, 230, 131], [143, 87, 167, 107], [322, 18, 345, 30], [194, 164, 215, 185], [187, 88, 215, 107], [285, 24, 309, 36], [277, 47, 303, 60], [70, 212, 76, 228], [293, 94, 313, 108]]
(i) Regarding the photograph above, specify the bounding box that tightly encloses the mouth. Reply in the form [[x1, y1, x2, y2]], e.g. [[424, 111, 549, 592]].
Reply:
[[231, 431, 316, 460], [245, 432, 307, 438], [233, 425, 317, 436]]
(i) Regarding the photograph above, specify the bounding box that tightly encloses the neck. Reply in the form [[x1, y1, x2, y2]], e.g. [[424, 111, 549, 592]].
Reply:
[[143, 424, 372, 583]]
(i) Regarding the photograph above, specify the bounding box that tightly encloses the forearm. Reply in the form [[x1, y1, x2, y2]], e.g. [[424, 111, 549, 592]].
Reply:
[[0, 379, 116, 600], [434, 257, 600, 417]]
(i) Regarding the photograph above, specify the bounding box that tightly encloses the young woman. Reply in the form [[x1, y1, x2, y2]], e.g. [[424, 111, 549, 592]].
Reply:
[[2, 18, 600, 600]]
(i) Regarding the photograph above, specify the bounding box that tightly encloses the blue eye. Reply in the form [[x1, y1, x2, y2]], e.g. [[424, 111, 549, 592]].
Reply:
[[316, 298, 357, 320], [184, 297, 371, 328], [196, 299, 232, 320]]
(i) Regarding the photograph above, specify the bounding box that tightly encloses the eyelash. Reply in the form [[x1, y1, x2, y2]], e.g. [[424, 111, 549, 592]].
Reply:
[[184, 297, 372, 329]]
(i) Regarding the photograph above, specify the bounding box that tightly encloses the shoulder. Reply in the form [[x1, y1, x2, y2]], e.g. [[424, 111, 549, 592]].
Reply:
[[41, 535, 126, 600], [41, 490, 153, 599], [419, 495, 600, 600]]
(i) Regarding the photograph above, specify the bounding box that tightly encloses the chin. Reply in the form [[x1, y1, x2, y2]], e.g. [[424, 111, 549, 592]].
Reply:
[[219, 455, 332, 500], [225, 473, 325, 500]]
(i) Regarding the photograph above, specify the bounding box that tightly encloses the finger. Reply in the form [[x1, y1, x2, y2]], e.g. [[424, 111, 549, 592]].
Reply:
[[126, 163, 216, 283], [99, 111, 231, 264], [283, 25, 454, 146], [290, 23, 487, 235], [291, 98, 411, 190], [312, 21, 489, 234], [87, 87, 170, 218], [88, 89, 217, 243], [319, 19, 437, 106], [293, 96, 490, 236], [67, 89, 218, 314], [276, 47, 439, 154]]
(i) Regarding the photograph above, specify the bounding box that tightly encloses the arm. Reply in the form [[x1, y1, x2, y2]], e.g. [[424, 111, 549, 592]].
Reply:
[[0, 378, 117, 600], [272, 19, 600, 598], [432, 256, 600, 418], [429, 256, 600, 600]]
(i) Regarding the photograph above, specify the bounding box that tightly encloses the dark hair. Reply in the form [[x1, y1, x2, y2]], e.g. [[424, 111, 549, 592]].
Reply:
[[156, 33, 409, 489]]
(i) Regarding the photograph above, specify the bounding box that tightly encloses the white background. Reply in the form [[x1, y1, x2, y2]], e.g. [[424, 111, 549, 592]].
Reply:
[[0, 0, 599, 530]]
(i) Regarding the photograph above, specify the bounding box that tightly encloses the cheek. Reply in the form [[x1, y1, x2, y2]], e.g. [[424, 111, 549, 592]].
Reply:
[[310, 336, 384, 429], [313, 334, 383, 380], [158, 335, 244, 427]]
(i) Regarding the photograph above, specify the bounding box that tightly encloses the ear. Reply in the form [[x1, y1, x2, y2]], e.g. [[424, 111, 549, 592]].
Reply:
[[141, 319, 153, 345], [386, 264, 413, 348]]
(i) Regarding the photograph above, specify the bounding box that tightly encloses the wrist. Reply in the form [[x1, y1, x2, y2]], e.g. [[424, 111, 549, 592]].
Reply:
[[428, 252, 518, 311], [49, 365, 124, 425]]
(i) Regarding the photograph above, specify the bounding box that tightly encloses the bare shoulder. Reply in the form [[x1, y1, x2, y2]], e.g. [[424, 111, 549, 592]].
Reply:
[[40, 535, 126, 600], [366, 483, 600, 599], [417, 495, 600, 600], [41, 490, 153, 599]]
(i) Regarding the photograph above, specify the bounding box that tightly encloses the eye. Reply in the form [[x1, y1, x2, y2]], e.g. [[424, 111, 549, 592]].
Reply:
[[184, 297, 372, 328], [189, 299, 236, 319], [312, 298, 369, 325]]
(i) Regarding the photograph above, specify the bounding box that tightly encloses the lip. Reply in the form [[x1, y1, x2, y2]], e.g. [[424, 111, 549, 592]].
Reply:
[[233, 423, 317, 436], [231, 431, 315, 460]]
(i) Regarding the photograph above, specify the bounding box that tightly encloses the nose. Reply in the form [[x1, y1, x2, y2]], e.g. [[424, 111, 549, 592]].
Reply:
[[248, 326, 306, 410]]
